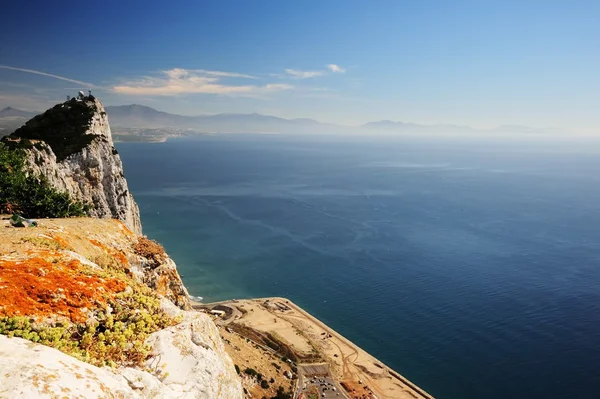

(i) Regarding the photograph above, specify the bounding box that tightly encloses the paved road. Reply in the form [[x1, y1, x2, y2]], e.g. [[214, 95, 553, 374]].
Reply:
[[192, 301, 242, 325]]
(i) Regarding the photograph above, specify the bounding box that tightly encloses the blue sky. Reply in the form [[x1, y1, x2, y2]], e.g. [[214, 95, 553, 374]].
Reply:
[[1, 1, 599, 132]]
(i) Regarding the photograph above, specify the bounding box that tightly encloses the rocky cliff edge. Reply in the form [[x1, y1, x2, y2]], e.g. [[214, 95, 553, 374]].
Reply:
[[1, 96, 142, 234], [0, 217, 243, 398]]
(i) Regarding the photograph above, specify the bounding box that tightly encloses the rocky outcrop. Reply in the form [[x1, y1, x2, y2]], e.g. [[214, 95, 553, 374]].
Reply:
[[136, 309, 243, 398], [0, 96, 243, 398], [0, 217, 243, 399], [0, 335, 138, 398], [2, 96, 142, 234], [1, 320, 243, 399], [0, 218, 191, 318]]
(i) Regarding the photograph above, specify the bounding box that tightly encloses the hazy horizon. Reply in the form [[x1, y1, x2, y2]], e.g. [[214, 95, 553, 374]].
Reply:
[[1, 1, 600, 134]]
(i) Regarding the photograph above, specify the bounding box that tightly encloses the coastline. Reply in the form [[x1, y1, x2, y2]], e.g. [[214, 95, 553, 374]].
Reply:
[[193, 296, 434, 399]]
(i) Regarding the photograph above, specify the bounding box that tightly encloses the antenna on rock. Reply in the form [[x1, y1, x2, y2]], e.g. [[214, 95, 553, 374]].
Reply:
[[89, 89, 92, 96]]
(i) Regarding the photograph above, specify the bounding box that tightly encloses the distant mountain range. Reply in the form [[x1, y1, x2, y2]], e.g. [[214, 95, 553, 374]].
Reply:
[[104, 104, 341, 134], [104, 105, 565, 135], [0, 104, 565, 137], [0, 107, 39, 135], [0, 107, 38, 119]]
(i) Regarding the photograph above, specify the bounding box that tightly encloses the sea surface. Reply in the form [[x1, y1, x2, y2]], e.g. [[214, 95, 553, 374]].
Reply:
[[116, 134, 600, 399]]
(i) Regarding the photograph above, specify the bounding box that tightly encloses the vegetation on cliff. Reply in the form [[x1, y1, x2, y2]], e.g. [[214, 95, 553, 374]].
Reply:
[[0, 220, 182, 367], [0, 142, 88, 217], [5, 97, 99, 161]]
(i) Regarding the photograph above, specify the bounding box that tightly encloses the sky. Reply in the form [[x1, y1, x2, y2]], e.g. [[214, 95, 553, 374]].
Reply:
[[1, 1, 599, 133]]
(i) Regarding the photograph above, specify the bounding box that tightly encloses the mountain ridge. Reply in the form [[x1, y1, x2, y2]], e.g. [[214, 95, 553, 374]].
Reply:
[[0, 103, 564, 136], [0, 106, 38, 118], [104, 104, 564, 135]]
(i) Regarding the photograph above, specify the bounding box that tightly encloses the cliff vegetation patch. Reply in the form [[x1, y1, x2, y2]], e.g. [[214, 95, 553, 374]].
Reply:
[[133, 236, 166, 266], [0, 142, 88, 217], [0, 222, 182, 368], [6, 97, 99, 161]]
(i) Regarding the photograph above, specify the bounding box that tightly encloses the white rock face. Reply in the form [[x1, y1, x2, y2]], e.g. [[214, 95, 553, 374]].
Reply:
[[0, 98, 243, 398], [0, 312, 244, 399], [0, 335, 140, 399], [142, 311, 244, 399], [129, 253, 191, 310], [18, 98, 142, 234]]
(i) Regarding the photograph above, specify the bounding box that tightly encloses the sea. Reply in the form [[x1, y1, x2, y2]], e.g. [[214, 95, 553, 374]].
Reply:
[[116, 133, 600, 399]]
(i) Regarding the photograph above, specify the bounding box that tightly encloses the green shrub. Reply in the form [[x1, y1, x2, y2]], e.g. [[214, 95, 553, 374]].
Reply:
[[8, 98, 98, 161], [0, 142, 88, 217], [261, 380, 270, 389], [271, 386, 292, 399], [244, 367, 258, 376]]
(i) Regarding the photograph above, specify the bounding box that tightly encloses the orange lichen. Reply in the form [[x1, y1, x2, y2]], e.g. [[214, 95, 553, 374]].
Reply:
[[89, 239, 129, 267], [50, 234, 72, 251], [133, 237, 165, 262], [112, 219, 134, 237], [112, 250, 129, 267], [0, 254, 127, 323], [88, 239, 108, 251]]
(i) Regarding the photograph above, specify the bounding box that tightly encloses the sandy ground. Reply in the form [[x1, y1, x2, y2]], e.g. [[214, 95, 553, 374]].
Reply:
[[0, 217, 136, 259], [214, 297, 434, 399], [237, 301, 315, 355], [218, 323, 297, 399]]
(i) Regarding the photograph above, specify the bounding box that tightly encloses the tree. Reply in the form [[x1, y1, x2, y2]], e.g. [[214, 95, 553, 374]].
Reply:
[[244, 367, 257, 377], [271, 386, 292, 399]]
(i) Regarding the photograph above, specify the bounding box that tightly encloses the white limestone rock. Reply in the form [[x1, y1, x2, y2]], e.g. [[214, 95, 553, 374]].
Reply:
[[11, 97, 142, 234], [0, 335, 140, 399], [130, 255, 191, 310], [0, 316, 244, 399], [144, 311, 244, 399]]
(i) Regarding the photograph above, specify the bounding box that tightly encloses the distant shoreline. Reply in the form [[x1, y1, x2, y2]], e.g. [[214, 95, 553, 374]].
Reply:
[[113, 136, 168, 143]]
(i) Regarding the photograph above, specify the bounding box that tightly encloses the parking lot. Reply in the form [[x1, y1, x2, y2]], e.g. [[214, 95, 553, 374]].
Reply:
[[299, 376, 344, 398]]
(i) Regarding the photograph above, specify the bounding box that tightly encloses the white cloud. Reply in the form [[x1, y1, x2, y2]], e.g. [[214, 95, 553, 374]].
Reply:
[[283, 65, 346, 79], [0, 65, 95, 87], [284, 69, 325, 79], [168, 68, 257, 79], [113, 68, 292, 96], [326, 64, 346, 73]]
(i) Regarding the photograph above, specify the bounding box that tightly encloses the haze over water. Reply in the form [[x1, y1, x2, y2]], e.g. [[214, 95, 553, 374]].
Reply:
[[117, 134, 600, 399]]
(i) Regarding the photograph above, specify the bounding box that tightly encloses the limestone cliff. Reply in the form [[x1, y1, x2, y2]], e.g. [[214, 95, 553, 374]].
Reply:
[[0, 218, 243, 399], [2, 96, 142, 234], [0, 97, 243, 398]]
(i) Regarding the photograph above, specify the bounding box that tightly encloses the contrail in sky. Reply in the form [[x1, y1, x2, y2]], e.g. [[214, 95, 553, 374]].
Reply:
[[0, 65, 95, 87]]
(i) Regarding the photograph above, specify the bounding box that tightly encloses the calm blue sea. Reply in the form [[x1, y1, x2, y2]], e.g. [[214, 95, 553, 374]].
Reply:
[[116, 134, 600, 399]]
